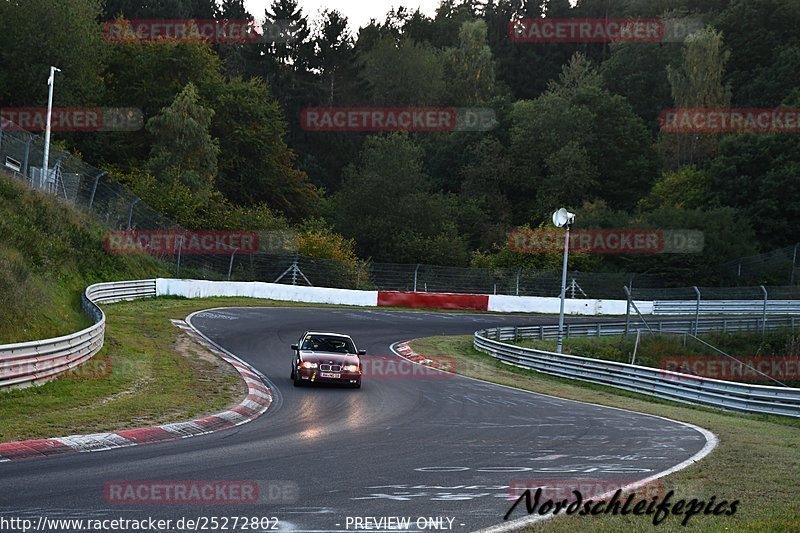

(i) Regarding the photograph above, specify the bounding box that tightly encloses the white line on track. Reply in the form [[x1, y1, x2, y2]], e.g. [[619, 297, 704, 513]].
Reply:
[[388, 341, 719, 533]]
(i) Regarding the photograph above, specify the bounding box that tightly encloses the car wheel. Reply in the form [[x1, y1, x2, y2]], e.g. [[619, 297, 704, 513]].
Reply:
[[292, 366, 303, 386], [352, 380, 361, 389]]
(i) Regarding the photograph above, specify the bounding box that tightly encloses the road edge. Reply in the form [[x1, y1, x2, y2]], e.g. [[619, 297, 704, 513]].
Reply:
[[391, 340, 719, 533]]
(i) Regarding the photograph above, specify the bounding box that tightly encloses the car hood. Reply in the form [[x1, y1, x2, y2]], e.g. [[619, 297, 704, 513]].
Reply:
[[299, 351, 359, 364]]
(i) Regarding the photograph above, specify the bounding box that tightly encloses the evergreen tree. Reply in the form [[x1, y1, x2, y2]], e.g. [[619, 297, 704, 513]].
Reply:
[[146, 83, 220, 200]]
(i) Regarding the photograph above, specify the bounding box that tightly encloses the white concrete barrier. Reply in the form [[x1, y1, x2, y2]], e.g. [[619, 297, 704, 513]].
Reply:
[[156, 279, 654, 315], [488, 294, 653, 315], [156, 279, 379, 307]]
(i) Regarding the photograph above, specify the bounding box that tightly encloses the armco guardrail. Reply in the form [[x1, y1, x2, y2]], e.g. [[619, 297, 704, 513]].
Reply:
[[493, 316, 799, 341], [0, 280, 156, 388], [474, 322, 800, 418], [653, 299, 800, 315]]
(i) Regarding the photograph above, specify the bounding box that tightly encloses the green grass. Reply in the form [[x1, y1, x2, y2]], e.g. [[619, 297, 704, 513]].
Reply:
[[410, 335, 800, 532], [0, 173, 168, 343], [0, 297, 286, 441]]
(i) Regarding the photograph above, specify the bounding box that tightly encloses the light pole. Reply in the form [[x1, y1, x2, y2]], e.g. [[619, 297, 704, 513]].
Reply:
[[42, 66, 61, 190], [553, 208, 575, 354]]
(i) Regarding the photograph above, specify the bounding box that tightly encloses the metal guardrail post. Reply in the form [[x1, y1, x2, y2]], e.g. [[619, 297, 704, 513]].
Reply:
[[176, 235, 183, 276], [693, 286, 701, 335], [86, 171, 106, 210], [630, 329, 641, 364], [625, 286, 656, 337], [22, 134, 31, 180], [515, 267, 521, 296], [761, 285, 768, 335], [413, 264, 420, 292], [126, 198, 140, 230], [624, 284, 632, 337], [791, 243, 798, 285], [227, 247, 239, 281]]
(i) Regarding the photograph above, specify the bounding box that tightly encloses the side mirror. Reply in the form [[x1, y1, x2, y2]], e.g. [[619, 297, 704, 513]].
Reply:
[[358, 350, 367, 356], [291, 344, 298, 350]]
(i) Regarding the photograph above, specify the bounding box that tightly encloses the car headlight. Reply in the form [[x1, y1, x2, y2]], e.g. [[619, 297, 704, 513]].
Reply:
[[300, 361, 317, 369], [343, 364, 360, 373]]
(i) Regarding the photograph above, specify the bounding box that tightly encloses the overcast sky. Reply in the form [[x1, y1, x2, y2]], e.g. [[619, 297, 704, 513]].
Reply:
[[244, 0, 441, 34]]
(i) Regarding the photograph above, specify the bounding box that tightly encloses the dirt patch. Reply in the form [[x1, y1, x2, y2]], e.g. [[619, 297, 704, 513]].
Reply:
[[98, 376, 155, 406], [173, 332, 248, 405]]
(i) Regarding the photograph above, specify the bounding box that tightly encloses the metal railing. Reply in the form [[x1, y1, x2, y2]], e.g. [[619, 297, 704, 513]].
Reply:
[[492, 317, 799, 342], [474, 319, 800, 418], [0, 280, 156, 388], [652, 300, 800, 315]]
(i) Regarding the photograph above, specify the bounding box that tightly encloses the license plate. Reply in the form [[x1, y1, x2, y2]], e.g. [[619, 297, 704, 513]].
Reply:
[[320, 372, 340, 378]]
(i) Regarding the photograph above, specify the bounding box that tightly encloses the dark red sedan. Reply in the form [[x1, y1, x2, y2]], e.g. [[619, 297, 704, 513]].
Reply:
[[290, 331, 365, 388]]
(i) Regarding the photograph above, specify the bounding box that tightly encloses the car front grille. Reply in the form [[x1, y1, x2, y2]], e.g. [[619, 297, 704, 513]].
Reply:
[[320, 364, 342, 372]]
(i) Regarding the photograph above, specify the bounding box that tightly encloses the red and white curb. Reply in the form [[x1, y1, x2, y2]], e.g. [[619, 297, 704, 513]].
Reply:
[[0, 319, 272, 462], [393, 341, 453, 371]]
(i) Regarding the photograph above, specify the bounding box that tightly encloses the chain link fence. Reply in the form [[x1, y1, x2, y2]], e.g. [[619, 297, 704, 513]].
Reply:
[[2, 118, 799, 302], [719, 244, 800, 285], [630, 285, 800, 301]]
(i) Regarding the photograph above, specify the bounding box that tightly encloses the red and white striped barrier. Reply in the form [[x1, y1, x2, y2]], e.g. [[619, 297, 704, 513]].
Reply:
[[377, 291, 490, 311], [156, 279, 645, 315]]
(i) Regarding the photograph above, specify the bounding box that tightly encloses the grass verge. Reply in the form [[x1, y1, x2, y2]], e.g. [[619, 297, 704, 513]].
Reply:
[[0, 173, 167, 344], [0, 296, 309, 442], [409, 335, 800, 532]]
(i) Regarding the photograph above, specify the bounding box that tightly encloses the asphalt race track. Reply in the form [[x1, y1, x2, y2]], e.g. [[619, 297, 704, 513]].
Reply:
[[0, 307, 713, 532]]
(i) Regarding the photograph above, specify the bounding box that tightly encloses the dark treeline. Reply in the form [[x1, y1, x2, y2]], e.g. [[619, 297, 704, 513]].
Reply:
[[0, 0, 798, 285]]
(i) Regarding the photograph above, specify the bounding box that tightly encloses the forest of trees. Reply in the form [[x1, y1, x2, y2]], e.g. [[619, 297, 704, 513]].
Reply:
[[1, 0, 798, 285]]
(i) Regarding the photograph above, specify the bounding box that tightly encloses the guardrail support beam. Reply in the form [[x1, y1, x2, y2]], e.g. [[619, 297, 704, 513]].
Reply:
[[693, 286, 701, 335]]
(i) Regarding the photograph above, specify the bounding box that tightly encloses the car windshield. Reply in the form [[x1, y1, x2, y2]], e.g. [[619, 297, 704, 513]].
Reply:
[[301, 335, 356, 354]]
